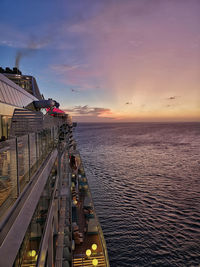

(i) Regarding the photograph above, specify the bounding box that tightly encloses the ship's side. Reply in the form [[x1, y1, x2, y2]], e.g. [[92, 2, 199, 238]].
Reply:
[[0, 68, 109, 267]]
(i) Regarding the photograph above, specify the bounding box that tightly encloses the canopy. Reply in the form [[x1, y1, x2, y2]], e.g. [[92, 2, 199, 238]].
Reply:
[[46, 107, 65, 114]]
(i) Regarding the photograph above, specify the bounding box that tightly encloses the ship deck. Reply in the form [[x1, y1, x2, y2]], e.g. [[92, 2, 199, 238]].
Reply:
[[71, 153, 108, 267]]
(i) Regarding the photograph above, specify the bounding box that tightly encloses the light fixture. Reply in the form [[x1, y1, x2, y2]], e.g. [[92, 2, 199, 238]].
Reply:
[[73, 199, 78, 205], [92, 258, 98, 266], [92, 243, 97, 251], [86, 249, 92, 257], [28, 250, 36, 257]]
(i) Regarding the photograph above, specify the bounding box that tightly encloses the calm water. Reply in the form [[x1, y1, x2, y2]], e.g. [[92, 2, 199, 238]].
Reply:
[[75, 123, 200, 267]]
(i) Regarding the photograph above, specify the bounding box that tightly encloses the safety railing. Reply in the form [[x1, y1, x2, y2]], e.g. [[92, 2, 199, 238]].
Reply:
[[0, 126, 58, 220], [72, 154, 110, 267]]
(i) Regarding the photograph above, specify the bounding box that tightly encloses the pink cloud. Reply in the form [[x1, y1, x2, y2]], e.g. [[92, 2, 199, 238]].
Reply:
[[50, 63, 103, 90], [64, 105, 113, 117]]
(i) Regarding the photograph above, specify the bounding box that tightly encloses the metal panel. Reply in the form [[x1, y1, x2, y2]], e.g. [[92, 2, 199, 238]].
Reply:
[[0, 81, 6, 102]]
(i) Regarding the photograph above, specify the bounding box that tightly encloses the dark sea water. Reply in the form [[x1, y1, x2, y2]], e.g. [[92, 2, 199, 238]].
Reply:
[[75, 122, 200, 267]]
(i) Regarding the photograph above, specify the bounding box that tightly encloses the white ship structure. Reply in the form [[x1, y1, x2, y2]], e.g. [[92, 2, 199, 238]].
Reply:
[[0, 67, 109, 267]]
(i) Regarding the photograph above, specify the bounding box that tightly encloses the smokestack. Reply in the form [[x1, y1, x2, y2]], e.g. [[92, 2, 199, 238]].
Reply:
[[0, 67, 4, 73], [5, 67, 13, 74], [13, 67, 22, 75]]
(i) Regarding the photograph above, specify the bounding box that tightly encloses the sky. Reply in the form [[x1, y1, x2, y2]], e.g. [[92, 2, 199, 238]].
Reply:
[[0, 0, 200, 122]]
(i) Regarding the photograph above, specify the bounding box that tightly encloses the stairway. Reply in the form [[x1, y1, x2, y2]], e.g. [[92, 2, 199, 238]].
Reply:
[[10, 108, 43, 137], [72, 255, 106, 267]]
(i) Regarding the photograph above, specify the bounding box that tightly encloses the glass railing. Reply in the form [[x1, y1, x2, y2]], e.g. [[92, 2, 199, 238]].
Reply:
[[83, 167, 110, 267], [88, 191, 110, 267], [13, 165, 57, 267], [97, 217, 110, 267], [0, 126, 59, 220]]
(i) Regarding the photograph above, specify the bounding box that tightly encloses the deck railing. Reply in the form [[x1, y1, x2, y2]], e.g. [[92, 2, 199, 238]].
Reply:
[[90, 193, 110, 267], [0, 126, 59, 220], [96, 216, 110, 267], [85, 168, 110, 267], [72, 154, 110, 267]]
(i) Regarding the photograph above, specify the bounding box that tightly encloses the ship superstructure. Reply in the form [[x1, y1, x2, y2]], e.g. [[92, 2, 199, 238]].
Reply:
[[0, 68, 109, 267]]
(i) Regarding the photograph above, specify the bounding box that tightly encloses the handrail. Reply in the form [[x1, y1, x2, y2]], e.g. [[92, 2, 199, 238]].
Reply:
[[37, 174, 59, 267], [89, 193, 110, 267], [0, 148, 57, 241], [0, 149, 58, 267], [0, 127, 58, 221]]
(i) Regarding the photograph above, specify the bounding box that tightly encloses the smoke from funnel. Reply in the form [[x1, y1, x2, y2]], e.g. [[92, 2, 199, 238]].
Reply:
[[15, 37, 49, 68], [15, 49, 34, 69]]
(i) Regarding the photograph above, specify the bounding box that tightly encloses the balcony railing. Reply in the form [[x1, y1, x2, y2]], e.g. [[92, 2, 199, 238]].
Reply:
[[0, 127, 59, 220]]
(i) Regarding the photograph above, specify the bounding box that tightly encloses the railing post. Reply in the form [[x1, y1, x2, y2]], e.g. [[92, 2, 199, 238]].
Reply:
[[53, 126, 55, 147], [28, 134, 31, 181], [15, 137, 20, 197], [35, 132, 38, 168]]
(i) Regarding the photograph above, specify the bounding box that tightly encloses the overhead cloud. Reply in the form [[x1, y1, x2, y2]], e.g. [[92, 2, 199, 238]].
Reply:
[[50, 63, 103, 91], [51, 64, 82, 72], [166, 96, 181, 101], [167, 96, 176, 100], [0, 25, 51, 68], [64, 105, 113, 117], [57, 0, 200, 109]]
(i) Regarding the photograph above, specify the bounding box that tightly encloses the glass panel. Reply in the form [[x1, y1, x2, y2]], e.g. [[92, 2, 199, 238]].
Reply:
[[17, 135, 29, 192], [0, 126, 58, 220], [2, 116, 9, 138], [13, 165, 57, 267], [0, 115, 2, 137], [0, 138, 17, 215], [29, 133, 37, 177]]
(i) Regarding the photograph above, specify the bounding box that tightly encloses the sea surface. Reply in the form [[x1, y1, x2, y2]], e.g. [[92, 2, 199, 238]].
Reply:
[[75, 122, 200, 267]]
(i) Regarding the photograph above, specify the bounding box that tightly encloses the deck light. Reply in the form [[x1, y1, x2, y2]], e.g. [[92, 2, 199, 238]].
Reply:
[[73, 199, 78, 205], [86, 249, 92, 257], [28, 250, 36, 257], [92, 258, 98, 266], [92, 243, 97, 251]]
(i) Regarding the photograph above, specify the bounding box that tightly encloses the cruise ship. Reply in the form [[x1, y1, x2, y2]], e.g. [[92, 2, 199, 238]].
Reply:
[[0, 67, 109, 267]]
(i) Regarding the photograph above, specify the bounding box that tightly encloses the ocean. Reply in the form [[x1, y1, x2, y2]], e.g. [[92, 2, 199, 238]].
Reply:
[[75, 122, 200, 267]]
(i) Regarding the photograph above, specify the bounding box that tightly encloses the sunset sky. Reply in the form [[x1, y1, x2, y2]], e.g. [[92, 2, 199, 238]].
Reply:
[[0, 0, 200, 122]]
